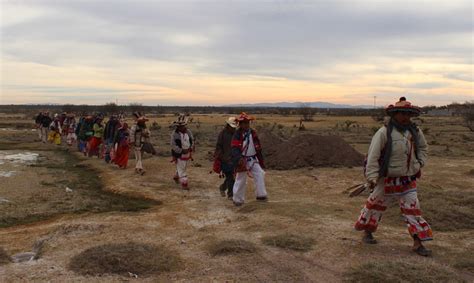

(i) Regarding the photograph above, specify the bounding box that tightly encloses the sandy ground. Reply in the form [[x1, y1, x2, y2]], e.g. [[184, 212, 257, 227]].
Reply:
[[0, 114, 473, 282]]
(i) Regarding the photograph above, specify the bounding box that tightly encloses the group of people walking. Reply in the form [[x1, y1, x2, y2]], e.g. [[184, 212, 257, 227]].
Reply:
[[34, 111, 151, 174], [33, 97, 432, 256]]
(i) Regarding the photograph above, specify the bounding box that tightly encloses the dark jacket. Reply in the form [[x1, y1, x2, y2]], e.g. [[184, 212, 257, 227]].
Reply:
[[35, 113, 43, 124], [40, 116, 53, 128], [104, 119, 120, 141], [215, 126, 235, 164]]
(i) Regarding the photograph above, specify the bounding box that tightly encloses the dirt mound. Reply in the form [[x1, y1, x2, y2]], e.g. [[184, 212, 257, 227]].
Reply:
[[262, 234, 315, 251], [259, 131, 364, 169], [69, 242, 182, 277], [207, 239, 257, 256]]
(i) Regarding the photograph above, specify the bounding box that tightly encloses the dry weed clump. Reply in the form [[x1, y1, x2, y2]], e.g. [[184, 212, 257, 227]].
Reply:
[[0, 247, 11, 265], [345, 260, 463, 283], [207, 239, 257, 256], [262, 234, 315, 252], [69, 242, 182, 276], [453, 256, 474, 273]]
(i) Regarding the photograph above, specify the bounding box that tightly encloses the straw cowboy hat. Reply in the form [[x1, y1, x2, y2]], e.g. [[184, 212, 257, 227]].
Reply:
[[236, 112, 255, 122], [173, 114, 188, 126], [226, 117, 238, 128], [385, 97, 421, 117]]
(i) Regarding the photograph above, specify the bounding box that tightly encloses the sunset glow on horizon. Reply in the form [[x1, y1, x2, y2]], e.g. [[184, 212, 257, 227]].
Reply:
[[1, 1, 472, 107]]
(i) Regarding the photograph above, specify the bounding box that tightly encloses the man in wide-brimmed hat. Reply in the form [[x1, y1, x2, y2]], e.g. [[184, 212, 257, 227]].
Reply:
[[231, 112, 268, 206], [354, 97, 432, 256], [130, 112, 151, 175], [171, 114, 194, 189], [214, 117, 238, 199]]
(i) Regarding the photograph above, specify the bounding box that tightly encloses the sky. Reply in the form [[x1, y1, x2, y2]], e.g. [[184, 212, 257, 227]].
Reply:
[[0, 0, 472, 106]]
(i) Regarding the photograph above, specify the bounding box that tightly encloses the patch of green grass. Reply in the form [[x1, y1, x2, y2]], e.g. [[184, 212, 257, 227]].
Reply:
[[262, 234, 315, 252], [207, 239, 257, 256], [0, 146, 160, 228], [344, 260, 464, 283], [69, 242, 182, 276]]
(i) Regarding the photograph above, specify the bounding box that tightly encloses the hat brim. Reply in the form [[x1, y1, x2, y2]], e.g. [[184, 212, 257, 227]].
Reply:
[[172, 122, 187, 126], [386, 107, 421, 116]]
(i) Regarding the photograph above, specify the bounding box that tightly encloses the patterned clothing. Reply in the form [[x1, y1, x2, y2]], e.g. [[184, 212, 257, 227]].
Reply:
[[355, 177, 433, 241], [171, 129, 194, 188], [355, 122, 432, 241], [231, 128, 267, 204]]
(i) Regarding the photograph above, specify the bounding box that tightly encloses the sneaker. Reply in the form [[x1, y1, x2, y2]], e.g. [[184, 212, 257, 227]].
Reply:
[[256, 196, 268, 202]]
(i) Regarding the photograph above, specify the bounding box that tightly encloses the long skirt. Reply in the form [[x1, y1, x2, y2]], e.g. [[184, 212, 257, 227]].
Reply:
[[88, 137, 102, 157], [47, 131, 61, 145], [354, 177, 433, 241], [114, 144, 129, 168]]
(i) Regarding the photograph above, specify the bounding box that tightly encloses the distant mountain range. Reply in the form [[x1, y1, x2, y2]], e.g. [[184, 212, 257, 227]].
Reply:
[[224, 101, 374, 109]]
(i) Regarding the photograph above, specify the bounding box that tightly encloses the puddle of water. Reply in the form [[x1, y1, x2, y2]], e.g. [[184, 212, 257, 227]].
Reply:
[[0, 171, 15, 177], [0, 152, 39, 164]]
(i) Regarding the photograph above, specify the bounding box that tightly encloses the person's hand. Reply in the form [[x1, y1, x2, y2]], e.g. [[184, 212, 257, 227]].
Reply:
[[368, 180, 377, 189]]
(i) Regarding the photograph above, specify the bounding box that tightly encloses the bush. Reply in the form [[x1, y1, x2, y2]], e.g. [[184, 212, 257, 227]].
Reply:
[[207, 239, 257, 256]]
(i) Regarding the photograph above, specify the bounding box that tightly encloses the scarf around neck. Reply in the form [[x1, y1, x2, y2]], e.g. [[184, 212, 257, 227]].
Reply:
[[379, 118, 420, 177]]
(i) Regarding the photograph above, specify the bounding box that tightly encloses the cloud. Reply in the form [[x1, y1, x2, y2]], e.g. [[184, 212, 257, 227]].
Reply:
[[1, 0, 472, 106]]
